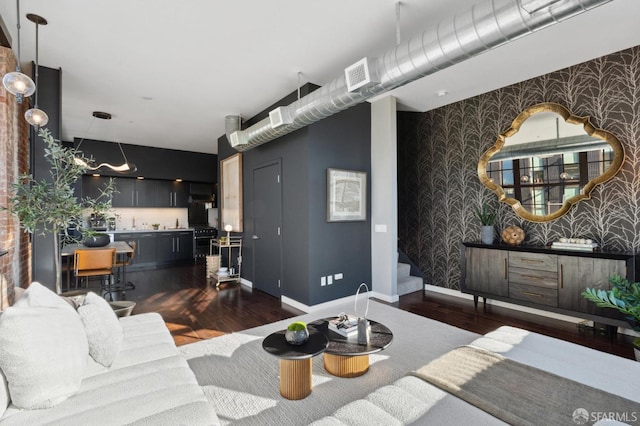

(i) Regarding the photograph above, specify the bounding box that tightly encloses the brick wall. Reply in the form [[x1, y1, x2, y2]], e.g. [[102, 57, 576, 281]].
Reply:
[[1, 46, 30, 309]]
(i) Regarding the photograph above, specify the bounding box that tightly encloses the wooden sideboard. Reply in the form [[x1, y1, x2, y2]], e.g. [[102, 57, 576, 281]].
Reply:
[[461, 242, 639, 330]]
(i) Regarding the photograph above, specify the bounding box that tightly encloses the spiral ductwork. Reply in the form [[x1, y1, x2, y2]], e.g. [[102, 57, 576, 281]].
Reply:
[[229, 0, 612, 152]]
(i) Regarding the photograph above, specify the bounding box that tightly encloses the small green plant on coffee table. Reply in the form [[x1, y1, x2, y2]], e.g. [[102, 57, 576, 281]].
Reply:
[[287, 321, 307, 332]]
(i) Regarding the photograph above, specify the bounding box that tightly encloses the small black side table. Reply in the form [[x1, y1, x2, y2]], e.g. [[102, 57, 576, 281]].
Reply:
[[262, 330, 328, 400], [309, 318, 393, 378]]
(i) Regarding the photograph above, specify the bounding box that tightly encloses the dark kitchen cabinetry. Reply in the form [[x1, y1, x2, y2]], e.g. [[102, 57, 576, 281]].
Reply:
[[155, 181, 189, 207], [156, 231, 194, 263], [84, 177, 189, 208], [115, 230, 194, 269], [115, 233, 157, 268], [461, 242, 637, 330]]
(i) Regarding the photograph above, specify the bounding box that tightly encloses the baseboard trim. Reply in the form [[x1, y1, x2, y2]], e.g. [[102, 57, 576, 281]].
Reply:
[[280, 291, 399, 313], [240, 278, 252, 288], [423, 283, 639, 337]]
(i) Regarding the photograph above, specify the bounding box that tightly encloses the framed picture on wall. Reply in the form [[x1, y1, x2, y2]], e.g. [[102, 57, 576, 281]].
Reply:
[[220, 153, 243, 231], [327, 168, 367, 222]]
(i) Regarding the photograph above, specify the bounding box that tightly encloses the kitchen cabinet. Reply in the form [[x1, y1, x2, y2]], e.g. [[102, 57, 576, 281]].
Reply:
[[114, 232, 157, 267], [461, 242, 637, 330], [155, 181, 189, 207], [115, 230, 194, 268], [156, 231, 193, 263], [84, 176, 190, 208]]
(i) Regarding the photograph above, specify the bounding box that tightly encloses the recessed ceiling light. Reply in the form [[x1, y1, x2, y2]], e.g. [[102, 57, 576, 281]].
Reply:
[[436, 90, 448, 97]]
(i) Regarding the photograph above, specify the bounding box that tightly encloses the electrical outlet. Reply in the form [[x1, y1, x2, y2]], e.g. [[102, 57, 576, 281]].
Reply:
[[334, 273, 343, 280], [321, 276, 326, 286], [327, 276, 333, 285]]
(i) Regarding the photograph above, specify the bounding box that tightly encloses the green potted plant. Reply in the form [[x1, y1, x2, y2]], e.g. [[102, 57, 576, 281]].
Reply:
[[6, 128, 115, 294], [582, 275, 640, 360], [475, 203, 496, 244], [285, 321, 309, 345]]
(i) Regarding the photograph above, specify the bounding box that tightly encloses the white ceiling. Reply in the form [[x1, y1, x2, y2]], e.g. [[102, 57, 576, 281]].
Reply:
[[1, 0, 639, 154]]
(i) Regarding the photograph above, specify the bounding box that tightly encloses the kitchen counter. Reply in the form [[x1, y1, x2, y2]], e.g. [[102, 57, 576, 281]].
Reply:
[[107, 228, 194, 234]]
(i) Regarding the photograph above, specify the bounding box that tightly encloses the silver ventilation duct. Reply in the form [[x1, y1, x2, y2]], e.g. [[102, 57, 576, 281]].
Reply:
[[229, 0, 611, 152]]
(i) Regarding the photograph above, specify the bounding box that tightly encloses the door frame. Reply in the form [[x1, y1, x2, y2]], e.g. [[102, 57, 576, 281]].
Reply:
[[251, 158, 284, 298]]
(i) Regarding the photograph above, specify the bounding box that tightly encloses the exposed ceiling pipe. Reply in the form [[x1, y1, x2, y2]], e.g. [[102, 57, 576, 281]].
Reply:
[[228, 0, 611, 152]]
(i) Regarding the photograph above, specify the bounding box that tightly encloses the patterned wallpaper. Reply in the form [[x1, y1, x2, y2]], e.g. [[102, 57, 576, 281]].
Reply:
[[398, 46, 640, 290]]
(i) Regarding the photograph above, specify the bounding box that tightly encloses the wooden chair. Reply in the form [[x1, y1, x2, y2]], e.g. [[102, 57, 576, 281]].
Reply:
[[115, 241, 136, 291], [74, 248, 117, 298]]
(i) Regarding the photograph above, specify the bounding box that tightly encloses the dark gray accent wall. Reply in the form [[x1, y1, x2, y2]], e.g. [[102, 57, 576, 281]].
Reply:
[[398, 45, 640, 290], [30, 65, 62, 290], [218, 100, 371, 306]]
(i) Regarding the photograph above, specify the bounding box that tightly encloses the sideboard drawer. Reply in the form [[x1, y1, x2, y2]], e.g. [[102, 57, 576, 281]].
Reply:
[[509, 282, 558, 307], [509, 267, 557, 289], [509, 252, 556, 272]]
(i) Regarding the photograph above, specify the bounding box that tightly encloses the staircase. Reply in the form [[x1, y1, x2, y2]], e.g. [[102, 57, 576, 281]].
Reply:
[[397, 262, 423, 296]]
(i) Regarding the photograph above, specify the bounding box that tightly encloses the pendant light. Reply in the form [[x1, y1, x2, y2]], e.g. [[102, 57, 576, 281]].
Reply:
[[24, 13, 48, 127], [2, 0, 35, 100], [74, 111, 137, 174]]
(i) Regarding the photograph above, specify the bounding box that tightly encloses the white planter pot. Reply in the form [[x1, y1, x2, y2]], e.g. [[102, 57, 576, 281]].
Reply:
[[481, 226, 494, 245]]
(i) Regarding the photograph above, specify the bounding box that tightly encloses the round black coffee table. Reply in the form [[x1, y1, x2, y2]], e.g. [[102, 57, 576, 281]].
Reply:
[[262, 330, 328, 400], [308, 318, 393, 378]]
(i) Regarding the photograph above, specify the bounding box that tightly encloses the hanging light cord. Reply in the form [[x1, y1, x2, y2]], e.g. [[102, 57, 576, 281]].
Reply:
[[117, 142, 130, 164], [33, 19, 39, 107], [15, 0, 22, 72]]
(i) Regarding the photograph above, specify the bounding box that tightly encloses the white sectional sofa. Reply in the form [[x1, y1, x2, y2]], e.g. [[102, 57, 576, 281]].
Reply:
[[0, 283, 218, 426], [310, 326, 640, 425]]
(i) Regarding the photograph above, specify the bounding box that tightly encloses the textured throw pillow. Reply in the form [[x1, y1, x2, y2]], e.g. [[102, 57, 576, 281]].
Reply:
[[78, 292, 123, 367], [0, 282, 88, 409]]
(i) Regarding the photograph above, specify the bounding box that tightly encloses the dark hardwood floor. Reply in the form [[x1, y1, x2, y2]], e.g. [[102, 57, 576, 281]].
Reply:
[[114, 263, 635, 360]]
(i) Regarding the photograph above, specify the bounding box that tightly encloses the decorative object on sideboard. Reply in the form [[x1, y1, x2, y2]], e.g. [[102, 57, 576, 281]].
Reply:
[[24, 13, 48, 127], [474, 203, 496, 245], [478, 102, 625, 223], [501, 225, 525, 246], [550, 237, 598, 252], [285, 321, 309, 346], [582, 275, 640, 361]]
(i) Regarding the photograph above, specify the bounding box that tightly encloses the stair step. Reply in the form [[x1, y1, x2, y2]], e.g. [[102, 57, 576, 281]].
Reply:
[[398, 275, 423, 296], [397, 263, 411, 279]]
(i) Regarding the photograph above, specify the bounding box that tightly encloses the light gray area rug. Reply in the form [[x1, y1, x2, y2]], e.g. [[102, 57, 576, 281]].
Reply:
[[179, 300, 480, 425]]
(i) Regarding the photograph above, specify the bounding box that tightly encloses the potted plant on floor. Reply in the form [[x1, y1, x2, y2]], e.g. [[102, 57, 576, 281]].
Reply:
[[475, 203, 496, 245], [6, 128, 115, 294], [582, 275, 640, 361]]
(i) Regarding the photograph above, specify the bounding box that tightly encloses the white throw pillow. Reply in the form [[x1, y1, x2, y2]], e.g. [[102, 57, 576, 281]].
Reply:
[[0, 282, 88, 409], [78, 292, 123, 367]]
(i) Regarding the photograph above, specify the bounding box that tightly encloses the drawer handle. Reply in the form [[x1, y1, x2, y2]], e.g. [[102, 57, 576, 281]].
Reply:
[[560, 264, 563, 289], [521, 291, 544, 298], [504, 258, 507, 280], [521, 275, 544, 281], [520, 258, 543, 263]]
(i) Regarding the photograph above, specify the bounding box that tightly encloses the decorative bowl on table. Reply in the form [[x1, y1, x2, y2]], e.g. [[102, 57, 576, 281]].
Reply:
[[285, 321, 309, 345], [83, 233, 111, 247]]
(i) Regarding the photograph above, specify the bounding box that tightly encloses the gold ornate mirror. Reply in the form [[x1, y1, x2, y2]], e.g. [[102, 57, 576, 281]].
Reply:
[[478, 103, 624, 222]]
